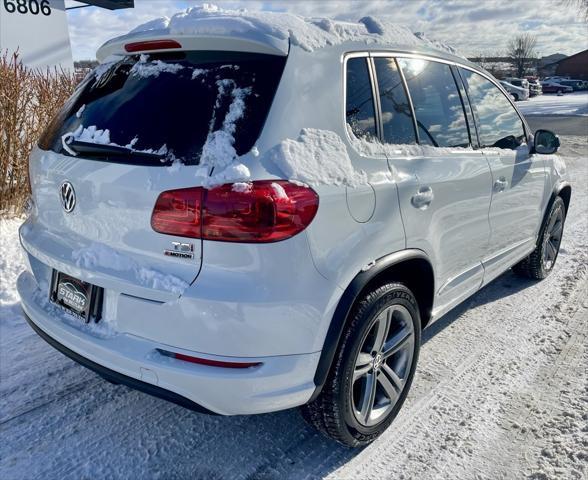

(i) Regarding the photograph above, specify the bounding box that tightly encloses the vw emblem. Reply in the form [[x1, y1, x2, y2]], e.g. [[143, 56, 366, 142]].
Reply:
[[60, 181, 76, 213]]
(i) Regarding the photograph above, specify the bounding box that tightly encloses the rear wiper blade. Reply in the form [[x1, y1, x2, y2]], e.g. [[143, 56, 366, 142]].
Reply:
[[63, 139, 166, 160]]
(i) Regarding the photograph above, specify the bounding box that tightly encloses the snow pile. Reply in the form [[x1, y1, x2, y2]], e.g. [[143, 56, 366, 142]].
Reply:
[[94, 60, 118, 82], [72, 243, 188, 295], [194, 79, 252, 188], [61, 125, 168, 158], [130, 54, 184, 78], [270, 128, 367, 187], [129, 4, 463, 57], [346, 125, 531, 157], [231, 182, 252, 193], [191, 68, 208, 79], [68, 125, 112, 145]]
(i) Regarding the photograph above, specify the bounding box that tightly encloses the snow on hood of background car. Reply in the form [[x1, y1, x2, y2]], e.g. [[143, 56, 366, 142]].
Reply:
[[123, 3, 463, 58]]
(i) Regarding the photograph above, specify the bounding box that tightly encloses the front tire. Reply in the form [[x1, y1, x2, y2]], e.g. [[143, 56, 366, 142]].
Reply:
[[513, 196, 566, 279], [301, 283, 421, 447]]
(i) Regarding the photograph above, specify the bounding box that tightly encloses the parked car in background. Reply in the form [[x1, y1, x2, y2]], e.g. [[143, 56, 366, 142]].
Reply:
[[505, 77, 529, 89], [524, 77, 543, 96], [541, 81, 574, 94], [557, 79, 585, 91], [500, 80, 530, 100]]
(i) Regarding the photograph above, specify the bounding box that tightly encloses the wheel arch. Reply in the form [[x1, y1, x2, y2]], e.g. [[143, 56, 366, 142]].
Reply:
[[310, 249, 435, 400], [556, 183, 572, 215], [534, 182, 571, 246]]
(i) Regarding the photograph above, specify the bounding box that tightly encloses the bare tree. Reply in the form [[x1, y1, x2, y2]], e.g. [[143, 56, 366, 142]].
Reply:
[[471, 50, 504, 74], [564, 0, 588, 20], [506, 34, 537, 78]]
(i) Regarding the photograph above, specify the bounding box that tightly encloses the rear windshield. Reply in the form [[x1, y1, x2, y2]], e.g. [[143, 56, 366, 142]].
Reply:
[[39, 51, 286, 165]]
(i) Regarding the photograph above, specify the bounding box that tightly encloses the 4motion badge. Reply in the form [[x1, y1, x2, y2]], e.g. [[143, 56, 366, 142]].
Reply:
[[164, 242, 194, 259]]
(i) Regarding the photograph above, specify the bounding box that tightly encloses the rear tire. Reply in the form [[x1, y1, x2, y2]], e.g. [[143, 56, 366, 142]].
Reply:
[[301, 283, 421, 447], [513, 196, 566, 280]]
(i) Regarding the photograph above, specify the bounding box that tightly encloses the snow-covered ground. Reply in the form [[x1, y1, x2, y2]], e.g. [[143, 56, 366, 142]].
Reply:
[[1, 137, 586, 480], [517, 91, 588, 117]]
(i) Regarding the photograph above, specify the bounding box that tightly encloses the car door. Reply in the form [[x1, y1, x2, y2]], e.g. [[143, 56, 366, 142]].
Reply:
[[459, 68, 547, 285], [373, 56, 493, 319]]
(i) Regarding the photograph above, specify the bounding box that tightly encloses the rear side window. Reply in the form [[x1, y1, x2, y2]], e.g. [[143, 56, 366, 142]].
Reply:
[[345, 57, 377, 140], [373, 57, 416, 145], [398, 58, 470, 148], [460, 69, 526, 150], [39, 51, 286, 164]]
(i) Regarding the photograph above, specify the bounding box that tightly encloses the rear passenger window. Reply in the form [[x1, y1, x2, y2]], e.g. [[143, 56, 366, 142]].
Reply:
[[345, 57, 377, 140], [373, 58, 416, 144], [460, 69, 526, 150], [398, 59, 470, 148]]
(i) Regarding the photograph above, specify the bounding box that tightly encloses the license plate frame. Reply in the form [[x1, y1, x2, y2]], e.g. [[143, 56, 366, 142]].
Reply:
[[50, 270, 103, 323]]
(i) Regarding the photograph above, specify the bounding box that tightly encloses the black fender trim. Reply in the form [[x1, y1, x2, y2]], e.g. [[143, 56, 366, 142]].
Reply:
[[536, 181, 572, 245], [24, 311, 217, 415], [309, 249, 431, 401], [554, 181, 572, 212]]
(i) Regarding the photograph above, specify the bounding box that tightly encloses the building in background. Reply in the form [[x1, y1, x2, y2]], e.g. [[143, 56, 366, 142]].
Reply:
[[554, 49, 588, 80], [0, 0, 132, 70]]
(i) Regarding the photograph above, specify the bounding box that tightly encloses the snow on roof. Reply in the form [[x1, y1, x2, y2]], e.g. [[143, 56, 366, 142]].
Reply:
[[124, 3, 463, 58]]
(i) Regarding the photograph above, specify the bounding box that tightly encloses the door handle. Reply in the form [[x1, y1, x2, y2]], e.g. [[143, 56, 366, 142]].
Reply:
[[494, 176, 508, 192], [411, 186, 434, 209]]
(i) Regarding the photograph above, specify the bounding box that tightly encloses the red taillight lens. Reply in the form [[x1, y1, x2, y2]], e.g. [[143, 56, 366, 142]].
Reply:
[[151, 188, 203, 238], [124, 39, 182, 53], [151, 181, 319, 243]]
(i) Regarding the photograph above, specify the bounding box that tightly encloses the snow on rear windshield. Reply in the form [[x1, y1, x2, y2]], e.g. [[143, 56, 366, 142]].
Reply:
[[39, 51, 286, 165]]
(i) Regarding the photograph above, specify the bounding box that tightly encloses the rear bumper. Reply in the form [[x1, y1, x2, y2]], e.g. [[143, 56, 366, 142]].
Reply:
[[18, 271, 320, 415], [23, 310, 214, 415]]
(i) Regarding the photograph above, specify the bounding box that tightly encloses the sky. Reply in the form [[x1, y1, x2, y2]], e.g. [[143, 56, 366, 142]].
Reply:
[[64, 0, 588, 60]]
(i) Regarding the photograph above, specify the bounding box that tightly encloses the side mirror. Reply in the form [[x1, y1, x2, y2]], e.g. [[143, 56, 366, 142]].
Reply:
[[534, 129, 560, 154]]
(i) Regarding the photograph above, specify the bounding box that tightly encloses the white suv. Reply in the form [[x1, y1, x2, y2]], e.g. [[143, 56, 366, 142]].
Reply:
[[18, 10, 571, 447]]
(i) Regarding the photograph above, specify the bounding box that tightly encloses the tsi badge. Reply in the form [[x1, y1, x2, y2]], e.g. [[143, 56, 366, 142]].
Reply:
[[164, 242, 194, 259]]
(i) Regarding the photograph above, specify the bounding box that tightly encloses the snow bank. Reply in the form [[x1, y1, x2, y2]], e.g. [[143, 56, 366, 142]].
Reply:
[[129, 3, 463, 57], [72, 243, 188, 295], [517, 91, 588, 117], [270, 128, 367, 187]]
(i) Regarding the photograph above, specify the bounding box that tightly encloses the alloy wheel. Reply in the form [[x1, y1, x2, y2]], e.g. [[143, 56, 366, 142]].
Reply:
[[351, 305, 415, 427], [542, 205, 564, 271]]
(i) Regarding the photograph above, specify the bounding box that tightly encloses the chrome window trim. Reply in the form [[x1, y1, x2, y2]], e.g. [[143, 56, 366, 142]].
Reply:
[[391, 57, 420, 144], [342, 49, 530, 157], [342, 52, 388, 159], [367, 50, 531, 140], [342, 52, 383, 155]]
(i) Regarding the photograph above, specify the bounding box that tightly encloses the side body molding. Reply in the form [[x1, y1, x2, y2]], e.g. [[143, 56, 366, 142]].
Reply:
[[311, 249, 432, 400]]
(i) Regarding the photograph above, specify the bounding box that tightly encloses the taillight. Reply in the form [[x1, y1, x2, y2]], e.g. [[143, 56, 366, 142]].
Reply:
[[124, 39, 182, 53], [151, 180, 319, 243]]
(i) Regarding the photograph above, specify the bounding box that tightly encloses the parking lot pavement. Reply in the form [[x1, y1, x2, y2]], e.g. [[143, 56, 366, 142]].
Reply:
[[526, 115, 588, 136]]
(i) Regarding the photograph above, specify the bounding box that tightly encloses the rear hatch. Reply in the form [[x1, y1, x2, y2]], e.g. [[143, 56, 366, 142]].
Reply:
[[29, 50, 286, 298]]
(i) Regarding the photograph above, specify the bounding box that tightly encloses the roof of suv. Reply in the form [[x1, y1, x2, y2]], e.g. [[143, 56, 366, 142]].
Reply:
[[97, 4, 471, 67]]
